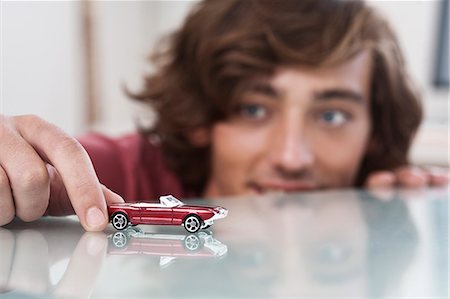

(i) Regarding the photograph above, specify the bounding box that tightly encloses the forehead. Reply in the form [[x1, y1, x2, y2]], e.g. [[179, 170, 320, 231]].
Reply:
[[273, 51, 373, 91]]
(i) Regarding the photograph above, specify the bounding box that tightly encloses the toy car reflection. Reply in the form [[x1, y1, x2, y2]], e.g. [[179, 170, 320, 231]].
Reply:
[[108, 195, 228, 233], [108, 229, 227, 268]]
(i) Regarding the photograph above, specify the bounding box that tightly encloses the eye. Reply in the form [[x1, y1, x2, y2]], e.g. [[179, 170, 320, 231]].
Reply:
[[319, 110, 350, 126], [237, 103, 269, 120]]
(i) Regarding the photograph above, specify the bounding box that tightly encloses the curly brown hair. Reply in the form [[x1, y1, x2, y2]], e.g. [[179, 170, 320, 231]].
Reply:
[[131, 0, 422, 193]]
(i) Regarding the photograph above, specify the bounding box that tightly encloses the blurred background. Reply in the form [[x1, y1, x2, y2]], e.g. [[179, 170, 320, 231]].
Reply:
[[1, 0, 448, 166]]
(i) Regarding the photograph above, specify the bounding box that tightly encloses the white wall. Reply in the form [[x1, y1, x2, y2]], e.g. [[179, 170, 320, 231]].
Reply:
[[88, 1, 195, 135], [1, 1, 85, 134]]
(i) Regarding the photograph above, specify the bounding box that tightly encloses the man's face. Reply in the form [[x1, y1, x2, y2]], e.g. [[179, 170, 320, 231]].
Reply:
[[203, 52, 372, 197]]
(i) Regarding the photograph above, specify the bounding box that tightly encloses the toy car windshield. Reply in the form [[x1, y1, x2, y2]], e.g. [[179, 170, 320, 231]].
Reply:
[[160, 195, 183, 207]]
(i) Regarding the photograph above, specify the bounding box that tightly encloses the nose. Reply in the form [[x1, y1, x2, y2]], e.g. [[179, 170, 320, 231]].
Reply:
[[268, 119, 314, 177]]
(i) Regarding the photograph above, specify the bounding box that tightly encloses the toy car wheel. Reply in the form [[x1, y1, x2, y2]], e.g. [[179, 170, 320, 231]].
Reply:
[[111, 231, 128, 248], [183, 215, 202, 233], [184, 234, 201, 251], [111, 212, 129, 230]]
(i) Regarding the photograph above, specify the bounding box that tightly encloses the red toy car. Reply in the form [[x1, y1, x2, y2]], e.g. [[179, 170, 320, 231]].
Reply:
[[108, 195, 228, 233]]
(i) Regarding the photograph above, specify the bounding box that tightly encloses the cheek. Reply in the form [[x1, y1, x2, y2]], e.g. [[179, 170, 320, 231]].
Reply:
[[210, 123, 268, 192], [211, 123, 266, 168], [313, 122, 371, 185]]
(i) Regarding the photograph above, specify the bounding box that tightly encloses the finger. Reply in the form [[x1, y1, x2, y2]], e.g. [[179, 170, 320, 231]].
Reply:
[[429, 173, 450, 186], [395, 166, 428, 188], [0, 125, 50, 222], [425, 167, 450, 186], [365, 171, 396, 189], [46, 163, 74, 216], [53, 232, 107, 299], [102, 185, 125, 205], [0, 166, 15, 225], [45, 175, 125, 217], [15, 115, 107, 231]]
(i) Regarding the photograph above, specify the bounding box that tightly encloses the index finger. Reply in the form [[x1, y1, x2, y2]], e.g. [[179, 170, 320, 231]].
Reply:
[[15, 115, 107, 231]]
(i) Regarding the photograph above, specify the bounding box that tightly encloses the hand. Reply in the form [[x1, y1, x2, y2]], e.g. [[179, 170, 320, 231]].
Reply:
[[0, 114, 123, 231], [365, 165, 449, 189]]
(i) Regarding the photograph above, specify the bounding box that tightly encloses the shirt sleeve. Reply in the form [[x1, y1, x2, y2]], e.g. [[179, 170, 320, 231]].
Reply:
[[77, 132, 185, 202], [77, 133, 131, 199]]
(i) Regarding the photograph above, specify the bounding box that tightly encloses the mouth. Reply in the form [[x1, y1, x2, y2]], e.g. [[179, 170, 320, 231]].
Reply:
[[247, 180, 318, 195]]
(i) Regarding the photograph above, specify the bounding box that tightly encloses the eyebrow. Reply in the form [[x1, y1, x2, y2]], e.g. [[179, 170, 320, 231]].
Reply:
[[246, 82, 281, 98], [314, 89, 365, 104], [246, 82, 366, 104]]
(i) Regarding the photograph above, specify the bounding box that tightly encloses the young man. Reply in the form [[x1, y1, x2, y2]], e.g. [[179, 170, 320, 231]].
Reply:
[[0, 0, 447, 231]]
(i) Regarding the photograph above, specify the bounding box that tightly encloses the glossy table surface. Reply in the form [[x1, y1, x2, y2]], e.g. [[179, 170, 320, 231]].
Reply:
[[1, 188, 448, 298]]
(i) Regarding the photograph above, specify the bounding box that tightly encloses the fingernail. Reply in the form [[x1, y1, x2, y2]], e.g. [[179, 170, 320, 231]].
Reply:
[[433, 176, 449, 186], [409, 170, 427, 185], [378, 173, 395, 184], [86, 207, 106, 229]]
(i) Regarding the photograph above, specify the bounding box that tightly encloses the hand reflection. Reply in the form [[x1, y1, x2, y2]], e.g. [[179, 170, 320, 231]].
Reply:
[[0, 226, 107, 298]]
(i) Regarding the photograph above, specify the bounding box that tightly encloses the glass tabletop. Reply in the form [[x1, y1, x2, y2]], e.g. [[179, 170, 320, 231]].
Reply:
[[0, 188, 448, 298]]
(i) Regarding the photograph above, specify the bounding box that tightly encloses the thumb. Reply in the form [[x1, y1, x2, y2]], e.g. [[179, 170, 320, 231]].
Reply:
[[101, 186, 124, 231], [101, 185, 125, 205]]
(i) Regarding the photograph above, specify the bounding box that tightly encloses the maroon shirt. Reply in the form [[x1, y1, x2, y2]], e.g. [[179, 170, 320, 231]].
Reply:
[[78, 133, 186, 202]]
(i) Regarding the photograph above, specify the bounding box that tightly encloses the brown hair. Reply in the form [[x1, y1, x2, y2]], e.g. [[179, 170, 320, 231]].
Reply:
[[131, 0, 422, 193]]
